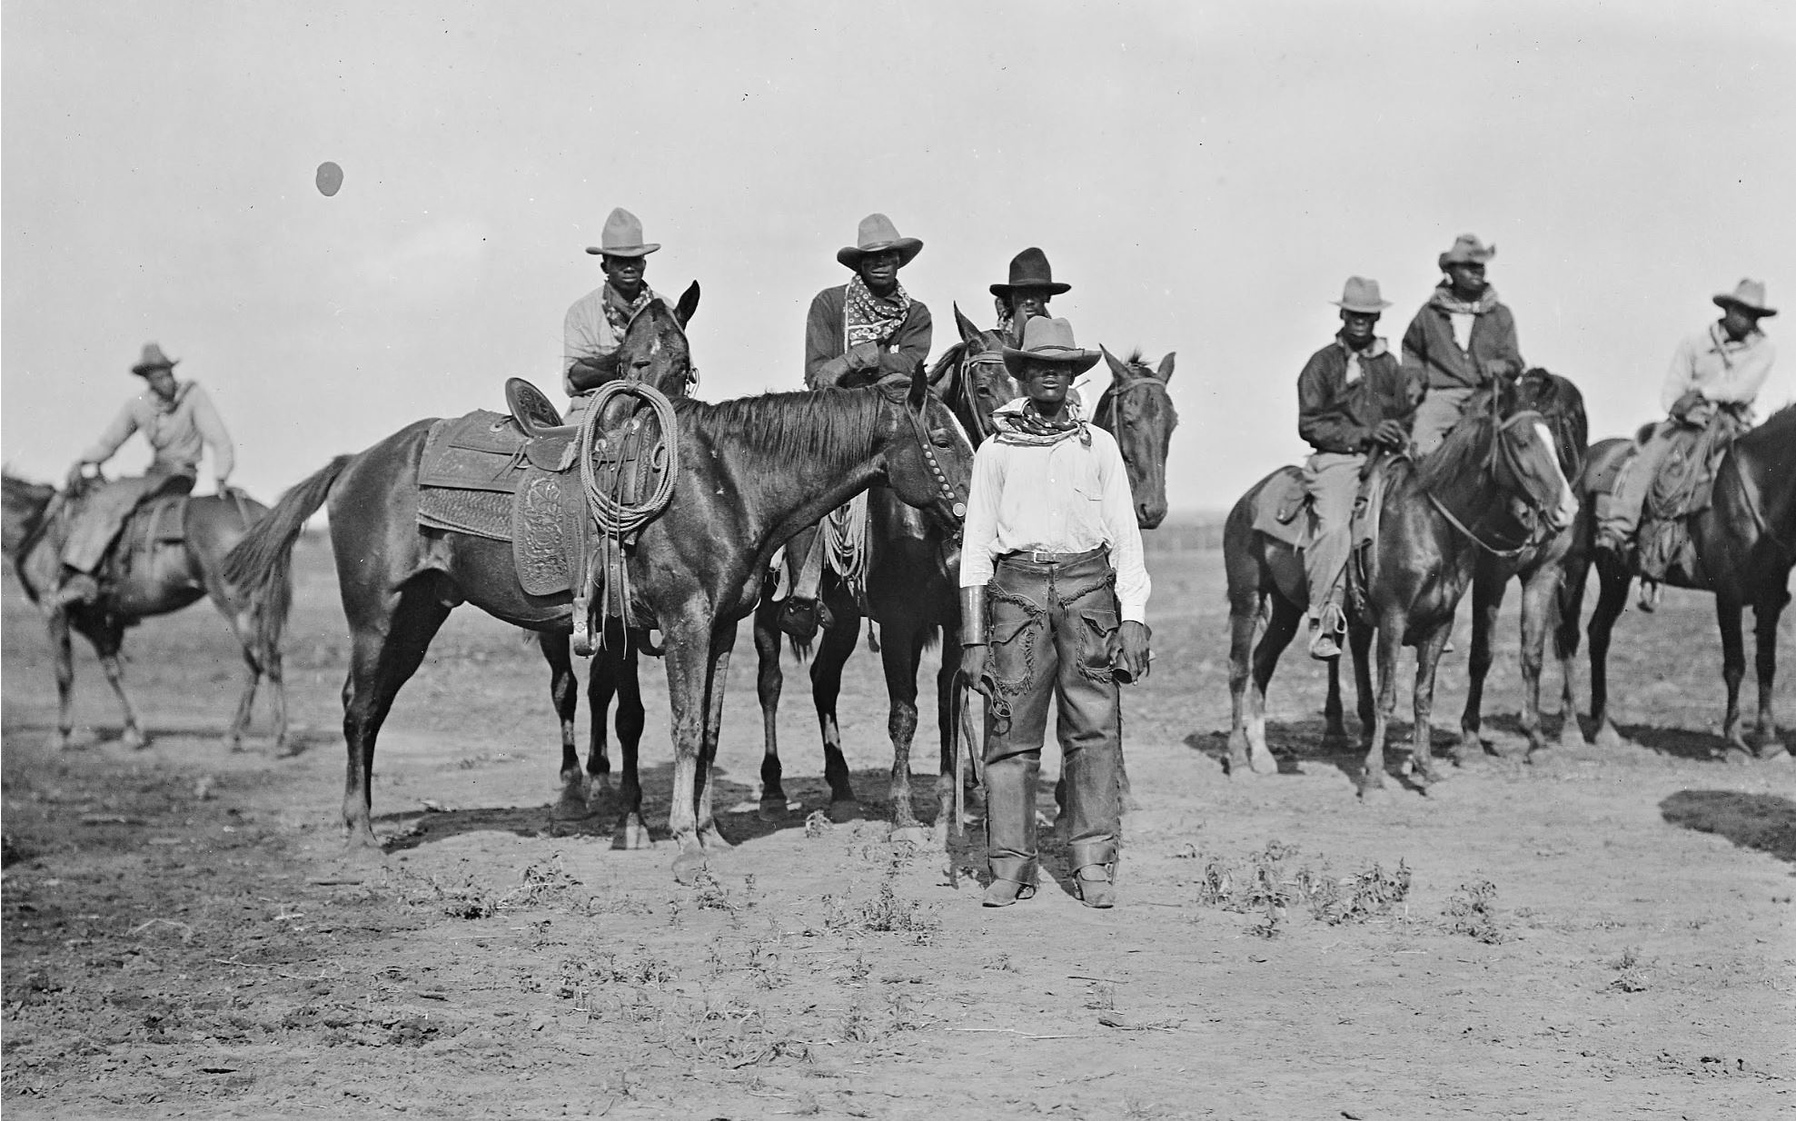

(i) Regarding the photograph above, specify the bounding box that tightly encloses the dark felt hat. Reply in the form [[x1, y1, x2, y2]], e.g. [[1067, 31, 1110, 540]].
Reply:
[[990, 247, 1071, 298]]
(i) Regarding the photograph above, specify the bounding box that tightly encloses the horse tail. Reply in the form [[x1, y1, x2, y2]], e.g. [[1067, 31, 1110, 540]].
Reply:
[[222, 454, 353, 599]]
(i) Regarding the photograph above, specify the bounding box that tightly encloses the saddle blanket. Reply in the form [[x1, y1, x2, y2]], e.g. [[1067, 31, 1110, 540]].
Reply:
[[1250, 466, 1309, 549]]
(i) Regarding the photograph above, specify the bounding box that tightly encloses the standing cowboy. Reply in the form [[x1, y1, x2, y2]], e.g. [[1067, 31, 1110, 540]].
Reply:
[[959, 317, 1151, 910], [1403, 234, 1525, 455], [1595, 279, 1777, 574], [53, 343, 235, 607], [782, 214, 934, 637], [990, 247, 1070, 347], [1297, 278, 1422, 659], [563, 207, 675, 421]]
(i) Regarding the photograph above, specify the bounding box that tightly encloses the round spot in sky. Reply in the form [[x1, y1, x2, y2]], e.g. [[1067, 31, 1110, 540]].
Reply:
[[315, 161, 344, 197]]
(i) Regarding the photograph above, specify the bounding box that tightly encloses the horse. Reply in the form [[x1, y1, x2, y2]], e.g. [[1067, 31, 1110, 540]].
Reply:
[[1454, 370, 1589, 758], [1092, 346, 1178, 530], [1559, 402, 1795, 761], [3, 472, 290, 752], [528, 283, 700, 822], [749, 305, 1017, 837], [221, 355, 975, 881], [1224, 385, 1577, 787]]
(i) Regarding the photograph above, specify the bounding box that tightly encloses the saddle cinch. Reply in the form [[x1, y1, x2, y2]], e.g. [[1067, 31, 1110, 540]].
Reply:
[[416, 378, 674, 650]]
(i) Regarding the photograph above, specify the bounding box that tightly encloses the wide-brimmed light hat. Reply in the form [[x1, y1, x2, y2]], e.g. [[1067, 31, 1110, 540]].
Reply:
[[1331, 276, 1391, 314], [584, 207, 661, 258], [991, 247, 1071, 297], [836, 213, 923, 269], [1002, 316, 1101, 376], [131, 342, 179, 377], [1713, 278, 1777, 318], [1438, 233, 1496, 271]]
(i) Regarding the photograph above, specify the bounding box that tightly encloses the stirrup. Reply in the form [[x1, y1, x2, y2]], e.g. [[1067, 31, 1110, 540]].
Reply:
[[981, 878, 1037, 908], [1073, 864, 1116, 909], [778, 597, 827, 642]]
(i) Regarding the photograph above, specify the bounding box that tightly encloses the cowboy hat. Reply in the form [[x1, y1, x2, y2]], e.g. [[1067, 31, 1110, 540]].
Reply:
[[1002, 316, 1101, 376], [1331, 276, 1391, 314], [1712, 278, 1777, 318], [990, 247, 1071, 297], [836, 213, 923, 269], [131, 342, 179, 377], [584, 207, 660, 257], [1438, 233, 1496, 271]]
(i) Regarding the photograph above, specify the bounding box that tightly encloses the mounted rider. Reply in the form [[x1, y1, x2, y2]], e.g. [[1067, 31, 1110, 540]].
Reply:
[[1595, 279, 1777, 601], [1403, 234, 1526, 455], [959, 316, 1151, 909], [1297, 277, 1422, 660], [782, 213, 934, 637], [563, 207, 676, 421], [52, 343, 235, 608], [990, 247, 1070, 347]]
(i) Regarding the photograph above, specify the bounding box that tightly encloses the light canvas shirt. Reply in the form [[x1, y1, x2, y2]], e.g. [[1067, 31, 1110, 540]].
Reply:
[[959, 419, 1151, 622], [1660, 322, 1776, 412], [562, 284, 669, 394], [80, 381, 234, 478]]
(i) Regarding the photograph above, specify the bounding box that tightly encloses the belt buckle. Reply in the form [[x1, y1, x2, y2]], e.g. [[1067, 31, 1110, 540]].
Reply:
[[1030, 549, 1053, 564]]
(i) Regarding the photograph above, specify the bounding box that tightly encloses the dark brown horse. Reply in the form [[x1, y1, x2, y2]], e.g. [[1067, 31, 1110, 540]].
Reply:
[[1559, 403, 1795, 761], [222, 358, 974, 880], [3, 473, 289, 751], [1092, 346, 1178, 530], [1454, 371, 1589, 758], [529, 283, 699, 823], [749, 306, 1017, 838], [1225, 388, 1577, 788]]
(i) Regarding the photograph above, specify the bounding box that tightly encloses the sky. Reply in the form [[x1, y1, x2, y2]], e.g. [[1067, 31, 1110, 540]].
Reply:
[[4, 0, 1794, 512]]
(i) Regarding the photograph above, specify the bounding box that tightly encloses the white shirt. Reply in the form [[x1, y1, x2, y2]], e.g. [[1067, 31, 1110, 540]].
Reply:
[[1660, 322, 1776, 413], [959, 422, 1151, 623], [1448, 312, 1475, 353]]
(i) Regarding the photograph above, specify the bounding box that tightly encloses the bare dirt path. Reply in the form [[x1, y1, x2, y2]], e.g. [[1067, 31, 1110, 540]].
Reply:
[[4, 533, 1792, 1118]]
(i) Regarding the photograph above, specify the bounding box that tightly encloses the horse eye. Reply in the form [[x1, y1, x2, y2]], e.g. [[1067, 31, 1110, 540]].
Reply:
[[931, 430, 954, 447]]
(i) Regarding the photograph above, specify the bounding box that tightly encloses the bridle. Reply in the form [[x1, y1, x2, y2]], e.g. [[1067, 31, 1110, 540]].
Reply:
[[1426, 408, 1564, 556], [1094, 370, 1173, 459], [907, 393, 969, 522], [946, 345, 1012, 444]]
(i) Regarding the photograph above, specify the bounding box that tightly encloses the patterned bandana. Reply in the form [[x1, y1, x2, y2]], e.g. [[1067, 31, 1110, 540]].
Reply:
[[989, 396, 1092, 448], [843, 275, 912, 351], [1428, 284, 1500, 317], [603, 283, 655, 341]]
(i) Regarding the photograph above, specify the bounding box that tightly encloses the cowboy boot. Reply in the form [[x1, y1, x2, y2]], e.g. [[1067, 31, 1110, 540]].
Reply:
[[52, 568, 100, 609]]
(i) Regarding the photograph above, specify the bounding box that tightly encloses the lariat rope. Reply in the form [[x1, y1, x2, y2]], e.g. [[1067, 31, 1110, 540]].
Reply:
[[573, 378, 680, 647]]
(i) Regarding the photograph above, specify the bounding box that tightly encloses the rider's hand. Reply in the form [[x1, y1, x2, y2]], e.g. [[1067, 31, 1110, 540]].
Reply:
[[959, 644, 991, 697], [1669, 390, 1705, 419], [1108, 620, 1152, 684], [812, 356, 852, 387], [1372, 420, 1408, 449], [844, 342, 882, 372]]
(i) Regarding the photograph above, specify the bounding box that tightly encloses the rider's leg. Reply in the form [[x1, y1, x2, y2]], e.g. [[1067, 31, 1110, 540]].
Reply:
[[1301, 453, 1360, 660]]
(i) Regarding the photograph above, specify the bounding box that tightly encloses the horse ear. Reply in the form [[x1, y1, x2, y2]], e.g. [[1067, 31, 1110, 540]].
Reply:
[[674, 281, 701, 328], [1155, 352, 1175, 382], [953, 303, 981, 346], [1100, 345, 1131, 380], [926, 347, 957, 390], [908, 361, 929, 410]]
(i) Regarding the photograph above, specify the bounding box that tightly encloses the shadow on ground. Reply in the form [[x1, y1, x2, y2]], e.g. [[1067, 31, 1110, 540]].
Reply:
[[1659, 790, 1796, 864]]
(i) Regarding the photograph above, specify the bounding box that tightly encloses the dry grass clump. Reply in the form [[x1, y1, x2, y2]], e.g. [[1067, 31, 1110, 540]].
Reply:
[[1190, 840, 1412, 939]]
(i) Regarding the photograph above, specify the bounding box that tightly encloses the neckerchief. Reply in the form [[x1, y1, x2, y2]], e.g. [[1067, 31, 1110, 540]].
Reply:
[[144, 381, 193, 445], [1428, 284, 1500, 317], [603, 282, 655, 341], [843, 275, 912, 351], [989, 396, 1092, 448], [1338, 335, 1388, 385], [1705, 321, 1764, 372]]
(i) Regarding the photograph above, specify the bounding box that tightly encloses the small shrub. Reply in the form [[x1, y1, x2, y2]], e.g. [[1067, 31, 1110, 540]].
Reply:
[[1444, 880, 1508, 944], [1610, 946, 1649, 993]]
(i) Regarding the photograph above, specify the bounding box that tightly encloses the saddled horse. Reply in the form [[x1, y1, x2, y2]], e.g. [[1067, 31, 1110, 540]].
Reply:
[[1224, 383, 1577, 786], [3, 473, 290, 751], [528, 283, 700, 822], [1454, 370, 1589, 758], [749, 321, 1179, 836], [1559, 402, 1795, 761], [222, 358, 974, 880]]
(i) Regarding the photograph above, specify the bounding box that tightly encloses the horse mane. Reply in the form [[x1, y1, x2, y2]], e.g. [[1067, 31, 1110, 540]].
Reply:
[[1415, 406, 1497, 493], [673, 386, 886, 467], [1738, 399, 1796, 453]]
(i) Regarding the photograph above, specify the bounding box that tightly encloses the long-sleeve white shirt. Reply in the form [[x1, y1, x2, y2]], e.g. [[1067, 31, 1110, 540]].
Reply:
[[81, 381, 234, 479], [1661, 322, 1776, 412], [959, 423, 1151, 623]]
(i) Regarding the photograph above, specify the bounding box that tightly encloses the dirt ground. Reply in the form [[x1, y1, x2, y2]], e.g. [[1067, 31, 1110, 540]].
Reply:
[[4, 529, 1792, 1119]]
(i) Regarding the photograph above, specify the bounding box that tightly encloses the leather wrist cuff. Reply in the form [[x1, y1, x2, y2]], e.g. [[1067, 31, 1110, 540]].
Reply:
[[959, 586, 988, 646]]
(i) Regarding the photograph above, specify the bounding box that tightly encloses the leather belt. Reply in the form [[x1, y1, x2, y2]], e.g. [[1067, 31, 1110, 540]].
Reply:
[[1000, 545, 1108, 566]]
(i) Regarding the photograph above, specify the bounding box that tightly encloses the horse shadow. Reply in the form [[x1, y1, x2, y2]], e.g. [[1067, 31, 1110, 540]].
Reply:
[[1618, 723, 1743, 763], [1659, 790, 1796, 865], [372, 762, 954, 853], [1185, 716, 1470, 792]]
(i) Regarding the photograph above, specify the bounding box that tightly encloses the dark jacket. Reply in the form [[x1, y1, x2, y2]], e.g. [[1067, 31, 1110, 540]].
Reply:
[[804, 285, 933, 388], [1297, 338, 1423, 454], [1401, 286, 1524, 390]]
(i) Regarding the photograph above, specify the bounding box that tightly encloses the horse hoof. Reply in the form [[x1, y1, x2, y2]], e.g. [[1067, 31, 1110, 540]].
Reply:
[[1758, 743, 1792, 764], [1357, 776, 1389, 803], [1593, 724, 1626, 751], [552, 785, 591, 821], [889, 825, 930, 847], [672, 851, 708, 884], [699, 824, 734, 850], [1319, 733, 1353, 755], [1248, 749, 1279, 776], [121, 729, 149, 751], [757, 797, 788, 823], [613, 817, 653, 851], [827, 800, 860, 825], [1724, 746, 1755, 767]]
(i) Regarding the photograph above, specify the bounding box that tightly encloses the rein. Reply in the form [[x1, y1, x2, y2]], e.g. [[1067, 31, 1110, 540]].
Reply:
[[1427, 409, 1555, 556], [955, 351, 1009, 444]]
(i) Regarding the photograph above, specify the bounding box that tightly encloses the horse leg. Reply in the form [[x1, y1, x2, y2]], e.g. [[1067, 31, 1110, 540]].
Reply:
[[1752, 592, 1788, 760], [611, 632, 651, 847], [1359, 616, 1402, 797], [1455, 566, 1502, 760], [1322, 654, 1350, 751], [1348, 618, 1375, 750], [1554, 541, 1592, 749], [694, 630, 735, 854], [49, 611, 76, 751], [753, 595, 789, 819], [880, 623, 927, 837], [226, 650, 262, 754], [1410, 626, 1452, 786], [266, 647, 290, 755], [1716, 595, 1750, 760], [932, 642, 961, 843], [1225, 594, 1259, 771], [1588, 554, 1630, 749], [86, 621, 147, 750], [538, 632, 585, 799], [1514, 563, 1559, 759], [659, 619, 711, 880], [810, 597, 862, 822], [1246, 596, 1302, 771], [340, 589, 452, 850]]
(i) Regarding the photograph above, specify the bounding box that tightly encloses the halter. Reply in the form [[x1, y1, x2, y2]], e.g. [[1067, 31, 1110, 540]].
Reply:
[[1094, 370, 1173, 455], [908, 392, 970, 521], [954, 350, 1011, 443]]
